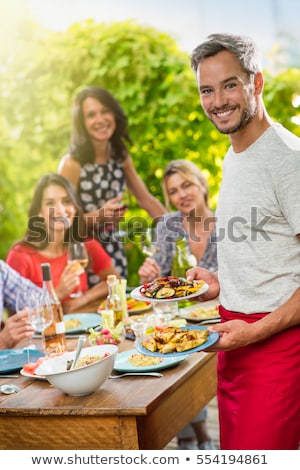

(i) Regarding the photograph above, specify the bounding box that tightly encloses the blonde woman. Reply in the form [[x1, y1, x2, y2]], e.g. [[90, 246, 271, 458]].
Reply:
[[138, 159, 217, 283]]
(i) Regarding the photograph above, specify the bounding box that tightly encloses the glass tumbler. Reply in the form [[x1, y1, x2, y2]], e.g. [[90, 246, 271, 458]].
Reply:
[[132, 320, 147, 348]]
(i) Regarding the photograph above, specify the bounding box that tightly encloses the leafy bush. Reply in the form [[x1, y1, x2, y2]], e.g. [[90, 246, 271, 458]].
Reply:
[[1, 13, 299, 270]]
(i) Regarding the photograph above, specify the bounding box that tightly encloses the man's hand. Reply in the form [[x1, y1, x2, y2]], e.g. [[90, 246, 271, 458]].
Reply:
[[0, 310, 34, 350], [205, 319, 258, 352], [186, 267, 220, 301]]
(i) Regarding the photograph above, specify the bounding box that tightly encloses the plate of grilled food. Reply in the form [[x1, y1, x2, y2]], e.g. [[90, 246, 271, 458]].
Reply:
[[136, 325, 219, 357], [131, 276, 208, 303]]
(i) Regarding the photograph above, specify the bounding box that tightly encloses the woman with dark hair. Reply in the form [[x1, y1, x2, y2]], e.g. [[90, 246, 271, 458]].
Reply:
[[58, 86, 166, 278], [6, 173, 120, 313]]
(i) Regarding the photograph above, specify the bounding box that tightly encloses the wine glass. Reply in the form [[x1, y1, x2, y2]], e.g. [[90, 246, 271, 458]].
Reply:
[[141, 227, 159, 257], [28, 292, 54, 359], [15, 290, 49, 362], [121, 188, 130, 209], [16, 288, 35, 357], [67, 242, 89, 297], [28, 293, 53, 342]]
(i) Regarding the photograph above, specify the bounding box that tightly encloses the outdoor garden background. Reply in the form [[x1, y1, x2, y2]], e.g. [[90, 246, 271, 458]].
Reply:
[[1, 3, 300, 286]]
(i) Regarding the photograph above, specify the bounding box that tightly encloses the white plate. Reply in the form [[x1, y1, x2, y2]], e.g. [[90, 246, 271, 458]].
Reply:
[[20, 368, 47, 381], [131, 281, 208, 303], [178, 299, 220, 322]]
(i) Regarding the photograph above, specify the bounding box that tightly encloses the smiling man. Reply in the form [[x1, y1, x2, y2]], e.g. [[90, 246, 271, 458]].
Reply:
[[187, 33, 300, 450]]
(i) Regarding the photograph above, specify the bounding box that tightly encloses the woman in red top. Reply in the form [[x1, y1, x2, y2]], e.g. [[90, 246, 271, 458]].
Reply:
[[6, 173, 120, 313]]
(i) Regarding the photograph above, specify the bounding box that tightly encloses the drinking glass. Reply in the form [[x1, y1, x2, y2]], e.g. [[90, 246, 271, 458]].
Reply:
[[67, 242, 89, 297], [15, 290, 48, 362], [152, 301, 178, 324], [141, 228, 159, 257], [16, 288, 35, 357], [28, 292, 54, 359], [121, 188, 130, 209], [131, 319, 147, 348], [28, 292, 53, 336]]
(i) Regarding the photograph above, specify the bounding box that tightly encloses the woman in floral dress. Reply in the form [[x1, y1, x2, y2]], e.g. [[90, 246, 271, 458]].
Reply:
[[58, 86, 165, 279]]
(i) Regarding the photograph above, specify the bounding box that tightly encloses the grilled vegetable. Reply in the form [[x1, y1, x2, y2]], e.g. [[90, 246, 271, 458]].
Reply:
[[140, 276, 205, 299], [155, 287, 176, 299]]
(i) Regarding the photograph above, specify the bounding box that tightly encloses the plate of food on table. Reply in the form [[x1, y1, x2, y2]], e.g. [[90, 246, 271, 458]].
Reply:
[[0, 349, 44, 374], [130, 276, 208, 303], [136, 325, 219, 358], [98, 297, 151, 315], [113, 349, 186, 372], [178, 299, 220, 323], [63, 313, 102, 333], [20, 355, 56, 380]]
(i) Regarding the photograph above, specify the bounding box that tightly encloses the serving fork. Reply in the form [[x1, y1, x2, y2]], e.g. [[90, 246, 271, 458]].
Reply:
[[109, 372, 163, 378]]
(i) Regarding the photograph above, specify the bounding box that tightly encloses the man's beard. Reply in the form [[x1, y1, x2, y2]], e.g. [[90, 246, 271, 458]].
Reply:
[[209, 103, 257, 135]]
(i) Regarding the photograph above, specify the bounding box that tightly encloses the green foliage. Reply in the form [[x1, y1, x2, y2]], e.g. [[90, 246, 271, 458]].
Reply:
[[1, 11, 300, 270], [264, 69, 300, 136], [0, 16, 226, 259]]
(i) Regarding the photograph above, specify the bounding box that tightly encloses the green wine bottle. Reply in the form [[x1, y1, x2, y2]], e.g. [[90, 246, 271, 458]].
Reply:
[[171, 238, 194, 278]]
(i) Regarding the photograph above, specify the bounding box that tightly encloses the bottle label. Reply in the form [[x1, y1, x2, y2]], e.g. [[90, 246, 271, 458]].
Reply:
[[55, 321, 66, 334]]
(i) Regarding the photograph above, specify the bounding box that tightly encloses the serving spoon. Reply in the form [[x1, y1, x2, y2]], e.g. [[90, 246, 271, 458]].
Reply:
[[69, 335, 86, 370]]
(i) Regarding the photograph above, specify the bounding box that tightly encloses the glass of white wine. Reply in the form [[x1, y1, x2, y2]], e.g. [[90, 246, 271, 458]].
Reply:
[[67, 242, 89, 298], [141, 227, 159, 257]]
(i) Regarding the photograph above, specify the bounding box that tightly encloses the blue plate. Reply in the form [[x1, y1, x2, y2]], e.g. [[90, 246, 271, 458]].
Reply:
[[0, 349, 44, 373], [64, 313, 102, 334], [136, 326, 219, 358], [114, 349, 186, 372]]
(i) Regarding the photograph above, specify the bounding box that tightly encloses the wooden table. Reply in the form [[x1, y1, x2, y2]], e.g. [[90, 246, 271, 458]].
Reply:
[[0, 302, 217, 450]]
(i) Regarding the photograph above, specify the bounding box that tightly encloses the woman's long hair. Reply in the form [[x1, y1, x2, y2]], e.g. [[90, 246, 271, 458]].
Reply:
[[22, 173, 87, 249], [70, 86, 133, 165]]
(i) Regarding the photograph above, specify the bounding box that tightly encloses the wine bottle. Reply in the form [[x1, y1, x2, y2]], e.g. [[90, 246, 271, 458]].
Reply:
[[105, 275, 122, 327], [41, 263, 66, 355], [171, 238, 196, 278]]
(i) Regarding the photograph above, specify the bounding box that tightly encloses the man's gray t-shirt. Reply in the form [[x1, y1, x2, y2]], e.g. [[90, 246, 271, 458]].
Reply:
[[216, 123, 300, 313]]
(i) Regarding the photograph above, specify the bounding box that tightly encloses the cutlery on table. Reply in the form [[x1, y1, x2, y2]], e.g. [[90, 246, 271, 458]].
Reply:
[[109, 372, 163, 378], [0, 375, 19, 378]]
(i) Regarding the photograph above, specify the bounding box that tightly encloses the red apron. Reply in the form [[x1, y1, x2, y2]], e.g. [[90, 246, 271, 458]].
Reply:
[[217, 305, 300, 450]]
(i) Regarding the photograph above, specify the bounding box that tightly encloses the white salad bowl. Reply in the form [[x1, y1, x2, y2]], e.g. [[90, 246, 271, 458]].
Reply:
[[36, 345, 118, 396]]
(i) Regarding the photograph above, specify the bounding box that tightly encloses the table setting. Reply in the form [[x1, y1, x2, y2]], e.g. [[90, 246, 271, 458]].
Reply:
[[0, 311, 217, 450]]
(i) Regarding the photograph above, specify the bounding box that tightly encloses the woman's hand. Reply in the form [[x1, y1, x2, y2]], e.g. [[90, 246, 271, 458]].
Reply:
[[138, 257, 161, 284], [0, 310, 34, 350], [186, 267, 220, 301], [96, 196, 127, 223], [56, 263, 80, 300], [62, 296, 88, 314]]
